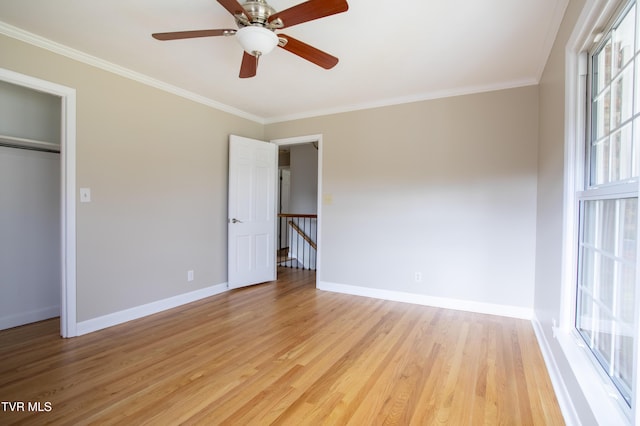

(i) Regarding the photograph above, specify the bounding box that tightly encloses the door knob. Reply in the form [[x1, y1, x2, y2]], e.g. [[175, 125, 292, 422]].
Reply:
[[230, 218, 243, 223]]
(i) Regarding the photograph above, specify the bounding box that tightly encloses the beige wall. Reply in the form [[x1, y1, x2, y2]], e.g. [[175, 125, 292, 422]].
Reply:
[[0, 34, 263, 321], [0, 23, 553, 320], [1, 28, 541, 319], [266, 87, 539, 309]]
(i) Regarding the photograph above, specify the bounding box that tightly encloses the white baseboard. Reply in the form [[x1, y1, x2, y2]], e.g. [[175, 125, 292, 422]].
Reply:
[[74, 279, 531, 335], [317, 281, 533, 320], [0, 305, 60, 331], [76, 283, 228, 336], [531, 316, 579, 426]]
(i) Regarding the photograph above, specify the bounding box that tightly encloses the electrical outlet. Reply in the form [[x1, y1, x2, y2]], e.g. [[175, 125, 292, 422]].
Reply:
[[414, 272, 422, 282], [187, 270, 194, 282], [80, 188, 91, 203]]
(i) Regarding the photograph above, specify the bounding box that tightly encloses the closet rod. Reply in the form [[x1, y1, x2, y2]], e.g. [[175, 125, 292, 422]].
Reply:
[[0, 135, 60, 153]]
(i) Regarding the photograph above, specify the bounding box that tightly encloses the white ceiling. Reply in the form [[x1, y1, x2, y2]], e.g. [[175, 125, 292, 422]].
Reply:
[[0, 0, 568, 123]]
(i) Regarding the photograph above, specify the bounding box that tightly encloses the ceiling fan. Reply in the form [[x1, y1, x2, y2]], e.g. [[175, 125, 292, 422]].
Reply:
[[152, 0, 349, 78]]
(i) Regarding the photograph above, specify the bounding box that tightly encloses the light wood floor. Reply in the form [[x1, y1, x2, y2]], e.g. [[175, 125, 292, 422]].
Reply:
[[0, 268, 564, 425]]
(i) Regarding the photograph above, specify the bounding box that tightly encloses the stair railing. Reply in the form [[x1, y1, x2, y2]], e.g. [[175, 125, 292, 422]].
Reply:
[[277, 213, 317, 270]]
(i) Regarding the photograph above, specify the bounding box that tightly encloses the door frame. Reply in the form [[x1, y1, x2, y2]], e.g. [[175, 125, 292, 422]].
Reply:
[[0, 68, 77, 337], [270, 134, 323, 285]]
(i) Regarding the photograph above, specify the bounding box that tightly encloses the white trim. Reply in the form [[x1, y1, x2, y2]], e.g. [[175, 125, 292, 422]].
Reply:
[[560, 28, 585, 335], [270, 134, 323, 286], [0, 21, 264, 125], [76, 283, 228, 336], [532, 316, 581, 426], [0, 306, 60, 331], [264, 80, 539, 124], [318, 281, 533, 320], [61, 89, 77, 338], [0, 67, 77, 338], [556, 327, 629, 424]]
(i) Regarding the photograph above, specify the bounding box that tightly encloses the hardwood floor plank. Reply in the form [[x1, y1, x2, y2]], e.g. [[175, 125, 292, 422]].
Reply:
[[0, 268, 564, 425], [321, 305, 422, 424]]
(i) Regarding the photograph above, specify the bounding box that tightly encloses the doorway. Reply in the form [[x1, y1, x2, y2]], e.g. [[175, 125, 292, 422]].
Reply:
[[272, 134, 323, 282], [0, 68, 77, 337]]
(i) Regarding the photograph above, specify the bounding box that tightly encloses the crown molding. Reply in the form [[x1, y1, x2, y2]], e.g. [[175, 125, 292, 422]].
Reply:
[[0, 21, 265, 124], [264, 78, 539, 124]]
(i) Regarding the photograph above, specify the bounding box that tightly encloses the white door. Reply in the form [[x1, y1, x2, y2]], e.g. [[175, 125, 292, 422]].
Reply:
[[228, 135, 277, 289]]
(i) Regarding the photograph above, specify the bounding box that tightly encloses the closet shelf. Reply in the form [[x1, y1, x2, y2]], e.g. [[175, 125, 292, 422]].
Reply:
[[0, 134, 60, 153]]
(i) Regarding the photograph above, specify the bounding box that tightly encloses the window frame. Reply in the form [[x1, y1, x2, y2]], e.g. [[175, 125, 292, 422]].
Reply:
[[560, 0, 640, 424]]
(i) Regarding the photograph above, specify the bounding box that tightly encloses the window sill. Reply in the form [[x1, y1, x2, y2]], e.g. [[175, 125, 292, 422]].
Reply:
[[555, 327, 630, 425]]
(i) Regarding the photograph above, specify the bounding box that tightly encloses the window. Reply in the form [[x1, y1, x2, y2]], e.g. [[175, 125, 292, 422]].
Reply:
[[575, 0, 639, 414]]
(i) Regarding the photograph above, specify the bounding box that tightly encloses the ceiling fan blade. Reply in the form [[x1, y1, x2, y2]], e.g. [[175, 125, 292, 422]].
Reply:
[[278, 34, 338, 69], [268, 0, 348, 28], [239, 52, 258, 78], [217, 0, 251, 21], [152, 29, 235, 41]]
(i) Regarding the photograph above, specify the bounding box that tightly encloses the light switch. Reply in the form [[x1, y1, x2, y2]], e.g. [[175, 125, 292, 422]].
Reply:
[[323, 194, 333, 205], [80, 188, 91, 203]]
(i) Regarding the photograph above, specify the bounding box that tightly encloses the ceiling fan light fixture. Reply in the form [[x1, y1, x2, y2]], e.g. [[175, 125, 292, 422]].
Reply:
[[236, 25, 278, 56]]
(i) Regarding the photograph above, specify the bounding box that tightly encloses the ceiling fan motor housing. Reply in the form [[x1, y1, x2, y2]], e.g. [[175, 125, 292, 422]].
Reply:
[[234, 0, 282, 57], [237, 0, 277, 27]]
